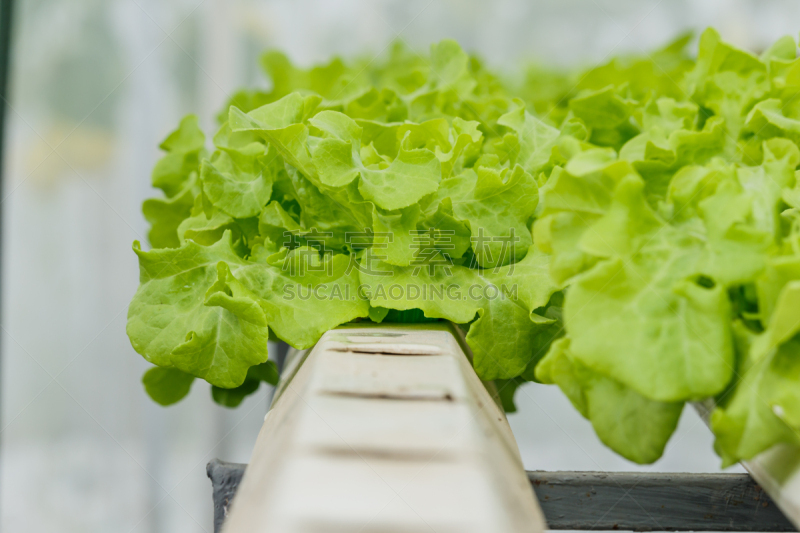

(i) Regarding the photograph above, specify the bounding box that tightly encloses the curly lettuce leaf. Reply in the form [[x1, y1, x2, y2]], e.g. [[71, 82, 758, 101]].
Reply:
[[142, 174, 197, 248], [309, 111, 442, 210], [199, 124, 283, 219], [537, 338, 684, 464], [467, 247, 560, 380], [151, 115, 206, 197], [127, 233, 270, 388], [441, 163, 538, 268]]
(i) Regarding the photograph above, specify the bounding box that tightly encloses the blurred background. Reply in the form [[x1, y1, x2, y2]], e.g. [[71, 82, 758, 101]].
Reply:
[[1, 0, 799, 531]]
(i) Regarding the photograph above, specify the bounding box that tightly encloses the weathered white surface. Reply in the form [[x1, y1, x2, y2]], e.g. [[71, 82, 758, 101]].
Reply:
[[744, 445, 800, 528], [694, 401, 800, 529], [223, 323, 546, 533]]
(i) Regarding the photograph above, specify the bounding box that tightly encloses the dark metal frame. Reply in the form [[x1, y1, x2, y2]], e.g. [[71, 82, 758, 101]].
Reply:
[[207, 460, 795, 532], [530, 471, 793, 531]]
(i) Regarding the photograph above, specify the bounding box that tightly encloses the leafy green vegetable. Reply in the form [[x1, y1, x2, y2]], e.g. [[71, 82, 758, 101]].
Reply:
[[129, 31, 800, 466]]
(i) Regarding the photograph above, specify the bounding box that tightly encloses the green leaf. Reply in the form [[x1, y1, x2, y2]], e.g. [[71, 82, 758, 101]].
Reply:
[[428, 39, 477, 97], [240, 247, 370, 348], [734, 138, 798, 241], [495, 377, 526, 413], [266, 165, 371, 252], [151, 115, 206, 197], [211, 360, 280, 408], [497, 104, 560, 176], [142, 175, 197, 248], [142, 367, 195, 406], [757, 255, 800, 326], [260, 51, 361, 103], [712, 295, 800, 466], [536, 338, 684, 464], [258, 200, 302, 246], [229, 93, 319, 179], [178, 214, 236, 247], [358, 258, 482, 324], [200, 125, 281, 218], [437, 118, 483, 179], [566, 256, 734, 402], [568, 86, 632, 129], [368, 306, 390, 323], [417, 197, 472, 260], [467, 247, 561, 380], [687, 28, 770, 158], [127, 232, 270, 388], [746, 99, 800, 147], [360, 147, 441, 210], [309, 111, 442, 211], [534, 155, 630, 283], [212, 379, 260, 408], [371, 204, 421, 266], [696, 180, 772, 285], [441, 164, 538, 268]]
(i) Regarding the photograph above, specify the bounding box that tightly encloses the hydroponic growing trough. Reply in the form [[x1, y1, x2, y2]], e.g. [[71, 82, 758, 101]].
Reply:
[[207, 324, 797, 532]]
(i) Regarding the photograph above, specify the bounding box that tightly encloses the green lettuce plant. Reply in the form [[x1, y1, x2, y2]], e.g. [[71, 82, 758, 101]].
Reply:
[[128, 31, 800, 466]]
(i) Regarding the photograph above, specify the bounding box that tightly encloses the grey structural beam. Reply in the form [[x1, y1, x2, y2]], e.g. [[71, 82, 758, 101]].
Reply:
[[207, 461, 796, 532], [529, 471, 794, 531], [207, 459, 246, 533]]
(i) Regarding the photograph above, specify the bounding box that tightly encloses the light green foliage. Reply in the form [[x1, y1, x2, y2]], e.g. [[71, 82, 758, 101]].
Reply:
[[151, 115, 206, 197], [466, 247, 560, 380], [142, 175, 197, 248], [536, 338, 684, 464], [442, 163, 538, 268], [129, 32, 800, 466], [127, 234, 271, 388]]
